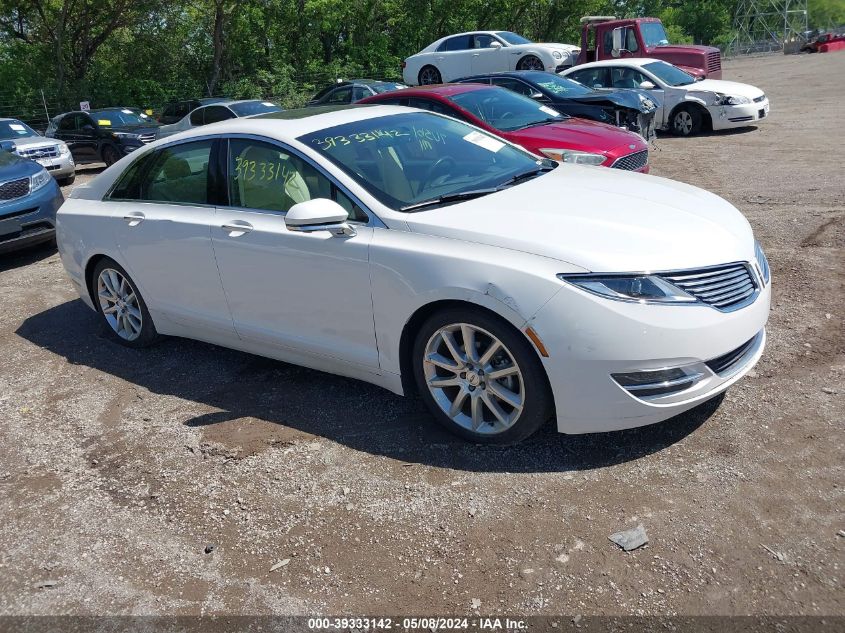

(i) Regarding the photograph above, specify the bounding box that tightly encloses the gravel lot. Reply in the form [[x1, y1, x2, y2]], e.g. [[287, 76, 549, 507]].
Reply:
[[1, 52, 843, 617]]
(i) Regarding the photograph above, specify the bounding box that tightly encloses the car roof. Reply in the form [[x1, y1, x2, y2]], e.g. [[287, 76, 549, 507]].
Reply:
[[154, 104, 416, 142], [566, 58, 665, 70], [0, 117, 25, 122], [459, 71, 557, 82], [371, 83, 492, 98]]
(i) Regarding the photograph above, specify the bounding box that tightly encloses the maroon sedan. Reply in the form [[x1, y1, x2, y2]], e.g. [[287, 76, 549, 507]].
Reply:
[[359, 84, 649, 172]]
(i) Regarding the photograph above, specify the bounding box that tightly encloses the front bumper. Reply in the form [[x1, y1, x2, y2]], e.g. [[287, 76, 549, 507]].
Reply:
[[0, 180, 63, 254], [32, 152, 75, 179], [531, 274, 770, 434], [710, 98, 770, 130]]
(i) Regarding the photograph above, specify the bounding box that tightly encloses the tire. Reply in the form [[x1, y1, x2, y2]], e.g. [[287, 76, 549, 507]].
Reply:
[[671, 105, 703, 136], [517, 55, 546, 71], [59, 174, 75, 186], [91, 258, 160, 348], [418, 65, 442, 85], [412, 307, 553, 444], [101, 145, 120, 166]]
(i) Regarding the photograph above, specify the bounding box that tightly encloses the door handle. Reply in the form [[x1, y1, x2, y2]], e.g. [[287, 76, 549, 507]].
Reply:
[[222, 221, 253, 236], [472, 53, 480, 57], [123, 211, 145, 227]]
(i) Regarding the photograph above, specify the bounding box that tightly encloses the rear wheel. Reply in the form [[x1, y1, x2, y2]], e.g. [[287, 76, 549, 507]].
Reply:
[[517, 55, 545, 71], [101, 145, 120, 166], [412, 307, 552, 444], [418, 65, 442, 85], [92, 258, 160, 348], [671, 105, 703, 136]]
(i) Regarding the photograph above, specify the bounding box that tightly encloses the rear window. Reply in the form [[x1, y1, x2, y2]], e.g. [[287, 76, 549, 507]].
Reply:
[[228, 101, 283, 116]]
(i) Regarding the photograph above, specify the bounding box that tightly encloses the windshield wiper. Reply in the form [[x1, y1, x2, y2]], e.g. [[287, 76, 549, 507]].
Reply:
[[517, 117, 565, 130], [495, 164, 556, 189], [400, 188, 499, 212]]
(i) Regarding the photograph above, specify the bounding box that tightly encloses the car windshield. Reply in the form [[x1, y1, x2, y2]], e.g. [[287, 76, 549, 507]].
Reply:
[[449, 87, 567, 132], [497, 31, 532, 45], [641, 22, 670, 47], [530, 75, 594, 97], [642, 61, 695, 86], [298, 112, 554, 212], [229, 101, 283, 116], [0, 120, 38, 140], [91, 109, 158, 127], [371, 83, 407, 94]]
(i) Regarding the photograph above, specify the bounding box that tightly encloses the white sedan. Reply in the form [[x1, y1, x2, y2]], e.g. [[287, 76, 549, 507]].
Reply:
[[563, 58, 770, 136], [57, 106, 770, 443], [403, 31, 580, 85], [156, 99, 283, 139]]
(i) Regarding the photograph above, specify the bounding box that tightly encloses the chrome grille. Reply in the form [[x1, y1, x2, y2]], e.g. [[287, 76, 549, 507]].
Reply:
[[662, 263, 757, 311], [706, 332, 762, 375], [706, 51, 721, 73], [0, 177, 31, 201], [139, 133, 156, 144], [17, 145, 59, 159], [611, 149, 648, 171], [753, 94, 766, 103]]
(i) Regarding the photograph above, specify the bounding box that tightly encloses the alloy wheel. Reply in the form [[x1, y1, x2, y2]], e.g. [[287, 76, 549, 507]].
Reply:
[[97, 268, 143, 341], [419, 67, 441, 85], [422, 322, 525, 435], [519, 56, 545, 71], [674, 110, 693, 135]]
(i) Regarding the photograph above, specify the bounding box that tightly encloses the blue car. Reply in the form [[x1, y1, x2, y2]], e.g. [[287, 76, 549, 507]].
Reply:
[[0, 140, 64, 254]]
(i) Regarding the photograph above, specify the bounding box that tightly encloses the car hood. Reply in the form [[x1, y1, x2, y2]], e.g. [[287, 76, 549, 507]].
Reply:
[[8, 135, 60, 149], [558, 90, 658, 113], [0, 150, 41, 179], [401, 165, 754, 273], [508, 118, 645, 154], [533, 42, 581, 54], [105, 124, 160, 134], [683, 79, 764, 99]]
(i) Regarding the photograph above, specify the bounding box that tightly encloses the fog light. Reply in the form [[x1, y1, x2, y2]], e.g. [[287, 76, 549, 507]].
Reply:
[[612, 367, 703, 398]]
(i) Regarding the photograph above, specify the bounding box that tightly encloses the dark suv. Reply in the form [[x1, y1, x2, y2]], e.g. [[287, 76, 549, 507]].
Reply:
[[46, 108, 160, 166], [157, 97, 227, 124]]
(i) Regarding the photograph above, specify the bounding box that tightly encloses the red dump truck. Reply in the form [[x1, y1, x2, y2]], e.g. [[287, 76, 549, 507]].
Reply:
[[576, 16, 722, 79]]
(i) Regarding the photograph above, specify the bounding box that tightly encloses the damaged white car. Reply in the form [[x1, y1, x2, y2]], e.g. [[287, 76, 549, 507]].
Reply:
[[563, 58, 769, 136]]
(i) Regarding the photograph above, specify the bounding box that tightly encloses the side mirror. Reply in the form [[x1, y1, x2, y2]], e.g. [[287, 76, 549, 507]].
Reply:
[[639, 80, 656, 90], [81, 124, 96, 133], [489, 41, 503, 49], [529, 91, 544, 100], [611, 27, 624, 57], [285, 198, 356, 237], [0, 140, 15, 153]]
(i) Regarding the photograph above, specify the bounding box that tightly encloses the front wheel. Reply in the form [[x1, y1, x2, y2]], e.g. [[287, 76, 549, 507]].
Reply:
[[92, 258, 160, 348], [412, 307, 553, 444], [671, 106, 703, 136], [101, 145, 120, 166]]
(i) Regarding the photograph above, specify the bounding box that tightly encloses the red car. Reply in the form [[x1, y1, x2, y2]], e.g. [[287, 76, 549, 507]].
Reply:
[[359, 83, 649, 173]]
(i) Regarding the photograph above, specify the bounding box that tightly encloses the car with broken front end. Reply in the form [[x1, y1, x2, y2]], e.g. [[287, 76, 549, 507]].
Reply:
[[56, 106, 770, 443]]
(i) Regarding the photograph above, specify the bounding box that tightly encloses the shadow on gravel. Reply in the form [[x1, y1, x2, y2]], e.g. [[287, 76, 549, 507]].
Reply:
[[0, 241, 56, 272], [18, 299, 719, 473]]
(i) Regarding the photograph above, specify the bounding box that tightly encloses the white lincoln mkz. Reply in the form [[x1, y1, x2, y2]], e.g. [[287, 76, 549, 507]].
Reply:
[[56, 106, 770, 443]]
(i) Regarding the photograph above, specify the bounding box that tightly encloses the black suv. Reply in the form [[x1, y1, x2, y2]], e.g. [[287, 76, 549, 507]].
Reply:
[[46, 108, 160, 166], [157, 97, 227, 124]]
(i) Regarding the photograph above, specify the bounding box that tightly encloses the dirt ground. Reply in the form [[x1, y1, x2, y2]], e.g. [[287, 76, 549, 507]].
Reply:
[[0, 52, 843, 618]]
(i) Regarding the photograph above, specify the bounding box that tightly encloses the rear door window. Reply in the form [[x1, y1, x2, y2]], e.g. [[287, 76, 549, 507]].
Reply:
[[190, 108, 205, 126], [140, 141, 213, 204], [440, 35, 471, 51], [327, 87, 353, 104], [203, 106, 235, 124], [491, 77, 535, 97]]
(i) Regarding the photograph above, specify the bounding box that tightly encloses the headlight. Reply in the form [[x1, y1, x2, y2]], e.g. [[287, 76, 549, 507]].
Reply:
[[539, 148, 606, 166], [754, 240, 770, 285], [112, 132, 142, 141], [557, 274, 697, 304], [715, 93, 750, 106], [553, 51, 562, 59], [30, 167, 52, 192], [58, 142, 71, 156]]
